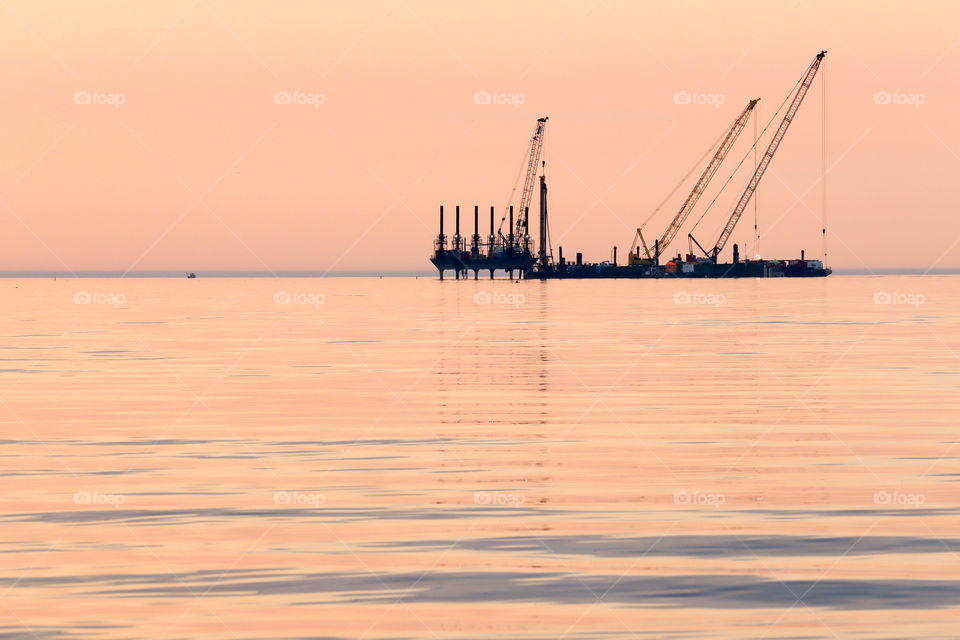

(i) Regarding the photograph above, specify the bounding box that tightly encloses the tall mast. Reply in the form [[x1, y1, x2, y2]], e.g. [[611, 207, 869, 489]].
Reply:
[[538, 161, 549, 268]]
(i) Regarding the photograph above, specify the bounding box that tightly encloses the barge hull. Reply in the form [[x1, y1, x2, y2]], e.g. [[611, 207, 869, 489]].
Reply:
[[529, 262, 831, 279]]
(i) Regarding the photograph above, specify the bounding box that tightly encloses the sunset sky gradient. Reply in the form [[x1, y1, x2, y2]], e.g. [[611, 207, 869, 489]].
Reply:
[[1, 0, 957, 271]]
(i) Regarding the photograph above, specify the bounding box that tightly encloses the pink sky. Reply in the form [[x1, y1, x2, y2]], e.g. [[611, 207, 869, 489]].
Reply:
[[0, 0, 956, 271]]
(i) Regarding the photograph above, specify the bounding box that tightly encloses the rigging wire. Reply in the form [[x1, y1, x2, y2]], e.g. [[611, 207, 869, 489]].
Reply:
[[689, 71, 807, 234], [543, 130, 553, 261], [821, 59, 828, 262], [500, 127, 533, 235], [753, 101, 760, 256], [639, 122, 730, 230]]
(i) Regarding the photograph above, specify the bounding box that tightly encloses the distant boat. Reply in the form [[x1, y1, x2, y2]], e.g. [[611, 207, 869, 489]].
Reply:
[[186, 272, 196, 279]]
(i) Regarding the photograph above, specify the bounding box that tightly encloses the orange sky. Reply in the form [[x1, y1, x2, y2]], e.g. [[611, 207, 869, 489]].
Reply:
[[0, 0, 956, 272]]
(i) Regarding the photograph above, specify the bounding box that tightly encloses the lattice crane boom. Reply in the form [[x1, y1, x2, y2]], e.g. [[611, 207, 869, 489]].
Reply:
[[707, 51, 826, 261], [653, 99, 758, 259], [513, 117, 548, 246]]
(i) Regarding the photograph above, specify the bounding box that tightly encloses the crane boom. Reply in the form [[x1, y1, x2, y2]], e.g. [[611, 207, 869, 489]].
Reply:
[[651, 99, 758, 260], [513, 117, 548, 247], [706, 51, 826, 261]]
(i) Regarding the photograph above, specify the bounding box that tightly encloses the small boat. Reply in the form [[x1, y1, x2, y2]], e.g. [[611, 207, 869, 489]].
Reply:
[[186, 272, 196, 279]]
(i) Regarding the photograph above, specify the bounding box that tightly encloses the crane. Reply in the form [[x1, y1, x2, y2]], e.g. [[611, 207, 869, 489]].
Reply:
[[503, 117, 548, 250], [690, 51, 826, 262], [633, 99, 758, 264]]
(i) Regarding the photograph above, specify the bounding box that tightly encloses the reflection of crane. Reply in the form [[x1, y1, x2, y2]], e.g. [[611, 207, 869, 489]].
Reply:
[[690, 51, 826, 262], [633, 99, 758, 264], [503, 117, 548, 249]]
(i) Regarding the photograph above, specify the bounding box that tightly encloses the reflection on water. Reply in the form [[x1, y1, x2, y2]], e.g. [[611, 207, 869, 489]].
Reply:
[[0, 275, 958, 639]]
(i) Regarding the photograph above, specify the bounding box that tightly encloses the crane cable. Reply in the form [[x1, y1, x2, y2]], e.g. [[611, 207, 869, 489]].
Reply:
[[689, 71, 807, 234], [500, 127, 534, 235], [821, 59, 828, 262], [639, 122, 730, 230], [753, 101, 760, 256]]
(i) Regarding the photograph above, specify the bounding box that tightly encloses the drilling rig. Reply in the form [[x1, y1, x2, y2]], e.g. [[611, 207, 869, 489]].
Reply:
[[431, 117, 548, 280]]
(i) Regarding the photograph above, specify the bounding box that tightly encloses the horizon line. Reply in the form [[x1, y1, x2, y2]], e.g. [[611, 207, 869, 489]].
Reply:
[[0, 268, 957, 278]]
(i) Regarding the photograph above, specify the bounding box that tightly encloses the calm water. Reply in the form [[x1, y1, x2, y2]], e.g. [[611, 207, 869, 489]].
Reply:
[[1, 275, 958, 639]]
